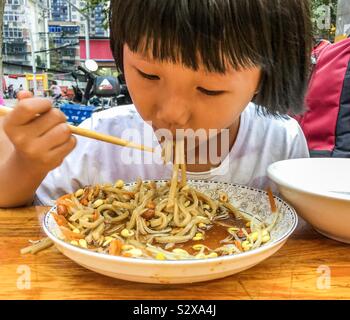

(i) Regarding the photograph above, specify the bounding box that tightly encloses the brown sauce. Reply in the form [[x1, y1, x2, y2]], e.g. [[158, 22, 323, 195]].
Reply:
[[173, 216, 248, 254]]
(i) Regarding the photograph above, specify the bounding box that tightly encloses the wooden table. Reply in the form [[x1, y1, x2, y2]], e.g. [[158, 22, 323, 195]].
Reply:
[[1, 206, 350, 300]]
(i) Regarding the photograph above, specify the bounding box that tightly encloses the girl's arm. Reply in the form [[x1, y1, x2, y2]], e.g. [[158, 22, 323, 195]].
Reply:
[[0, 125, 47, 207], [0, 94, 76, 208]]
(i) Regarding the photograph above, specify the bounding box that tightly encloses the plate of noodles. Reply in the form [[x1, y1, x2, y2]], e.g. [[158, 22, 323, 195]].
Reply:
[[41, 178, 298, 284], [39, 141, 297, 283]]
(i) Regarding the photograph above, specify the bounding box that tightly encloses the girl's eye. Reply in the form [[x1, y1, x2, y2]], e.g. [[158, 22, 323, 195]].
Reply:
[[197, 87, 224, 96], [137, 69, 160, 81]]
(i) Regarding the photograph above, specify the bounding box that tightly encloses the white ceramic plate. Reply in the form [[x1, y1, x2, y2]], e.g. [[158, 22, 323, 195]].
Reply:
[[43, 180, 298, 284]]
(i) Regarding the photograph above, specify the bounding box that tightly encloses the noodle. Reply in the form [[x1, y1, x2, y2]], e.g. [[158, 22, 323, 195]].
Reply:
[[20, 237, 54, 255]]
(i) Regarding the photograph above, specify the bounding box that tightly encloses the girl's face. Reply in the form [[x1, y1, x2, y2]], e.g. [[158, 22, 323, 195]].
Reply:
[[123, 45, 261, 137]]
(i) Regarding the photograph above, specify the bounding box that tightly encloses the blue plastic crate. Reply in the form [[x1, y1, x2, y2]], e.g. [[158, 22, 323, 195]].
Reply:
[[60, 103, 94, 125]]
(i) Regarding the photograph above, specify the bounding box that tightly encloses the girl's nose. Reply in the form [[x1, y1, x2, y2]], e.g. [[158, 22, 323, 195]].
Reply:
[[156, 96, 190, 128]]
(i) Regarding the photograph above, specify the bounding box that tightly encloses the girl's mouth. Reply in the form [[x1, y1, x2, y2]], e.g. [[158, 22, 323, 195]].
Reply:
[[152, 124, 182, 140]]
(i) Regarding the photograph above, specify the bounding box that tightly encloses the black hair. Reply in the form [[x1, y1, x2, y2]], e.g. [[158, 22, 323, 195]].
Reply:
[[51, 80, 57, 85], [109, 0, 312, 115]]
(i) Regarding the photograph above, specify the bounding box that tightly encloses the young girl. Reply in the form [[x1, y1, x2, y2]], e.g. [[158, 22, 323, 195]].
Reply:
[[0, 0, 312, 207]]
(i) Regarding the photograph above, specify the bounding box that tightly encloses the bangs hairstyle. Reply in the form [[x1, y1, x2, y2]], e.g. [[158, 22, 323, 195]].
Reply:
[[109, 0, 313, 115]]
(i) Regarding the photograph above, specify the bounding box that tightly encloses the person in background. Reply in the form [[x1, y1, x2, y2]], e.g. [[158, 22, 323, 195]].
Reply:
[[49, 80, 62, 101], [13, 84, 23, 99], [7, 84, 14, 99]]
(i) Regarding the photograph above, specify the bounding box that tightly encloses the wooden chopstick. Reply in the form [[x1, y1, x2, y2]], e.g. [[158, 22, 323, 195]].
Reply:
[[0, 106, 154, 153]]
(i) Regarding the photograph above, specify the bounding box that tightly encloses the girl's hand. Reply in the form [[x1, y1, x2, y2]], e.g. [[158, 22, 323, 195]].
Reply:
[[3, 91, 77, 172]]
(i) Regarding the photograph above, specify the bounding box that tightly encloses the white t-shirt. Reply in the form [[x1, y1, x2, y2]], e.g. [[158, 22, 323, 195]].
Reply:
[[35, 103, 309, 206]]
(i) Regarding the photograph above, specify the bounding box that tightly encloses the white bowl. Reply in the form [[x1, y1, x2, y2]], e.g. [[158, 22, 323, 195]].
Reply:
[[43, 180, 298, 284], [268, 158, 350, 244]]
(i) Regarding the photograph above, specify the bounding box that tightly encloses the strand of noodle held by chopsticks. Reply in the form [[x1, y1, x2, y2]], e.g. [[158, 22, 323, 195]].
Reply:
[[162, 139, 187, 210]]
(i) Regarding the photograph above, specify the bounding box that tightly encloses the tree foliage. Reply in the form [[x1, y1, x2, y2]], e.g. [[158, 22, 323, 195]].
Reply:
[[83, 0, 109, 30]]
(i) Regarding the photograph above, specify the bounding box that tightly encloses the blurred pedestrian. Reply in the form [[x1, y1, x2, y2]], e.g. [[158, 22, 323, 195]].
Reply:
[[7, 84, 14, 99], [49, 80, 62, 101]]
